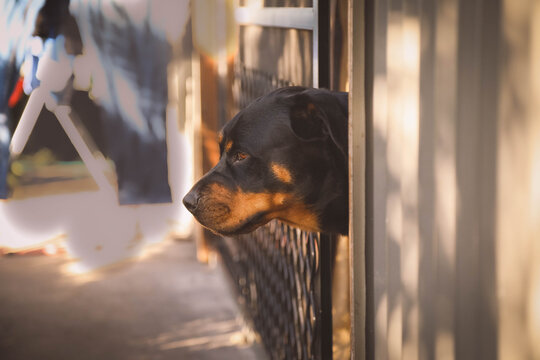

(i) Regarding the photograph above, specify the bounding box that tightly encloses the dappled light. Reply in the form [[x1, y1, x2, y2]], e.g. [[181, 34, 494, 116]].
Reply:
[[376, 13, 421, 360], [146, 318, 253, 352], [369, 0, 540, 358], [496, 0, 540, 358]]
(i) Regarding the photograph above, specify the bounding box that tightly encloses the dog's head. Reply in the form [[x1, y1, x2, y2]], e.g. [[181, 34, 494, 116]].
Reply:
[[183, 86, 349, 236]]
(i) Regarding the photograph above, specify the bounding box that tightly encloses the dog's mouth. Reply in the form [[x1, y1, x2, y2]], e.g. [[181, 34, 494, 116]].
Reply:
[[188, 197, 271, 236], [185, 183, 297, 236], [202, 210, 270, 237], [223, 211, 270, 235]]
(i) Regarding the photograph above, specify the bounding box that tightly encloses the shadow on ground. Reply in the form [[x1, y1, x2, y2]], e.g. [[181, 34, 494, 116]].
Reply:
[[0, 239, 265, 360]]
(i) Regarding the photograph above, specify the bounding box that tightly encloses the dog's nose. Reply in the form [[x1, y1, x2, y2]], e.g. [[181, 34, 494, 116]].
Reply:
[[183, 190, 200, 213]]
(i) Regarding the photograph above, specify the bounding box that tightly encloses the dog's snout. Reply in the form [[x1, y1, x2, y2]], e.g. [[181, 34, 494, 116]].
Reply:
[[183, 190, 200, 213]]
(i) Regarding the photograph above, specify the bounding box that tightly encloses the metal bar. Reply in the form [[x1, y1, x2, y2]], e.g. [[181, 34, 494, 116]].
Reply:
[[54, 102, 116, 197], [349, 0, 367, 359], [9, 88, 46, 157], [235, 7, 315, 30], [313, 0, 319, 88], [320, 233, 334, 360], [317, 0, 330, 89], [318, 2, 333, 358], [363, 0, 375, 357], [10, 85, 116, 197]]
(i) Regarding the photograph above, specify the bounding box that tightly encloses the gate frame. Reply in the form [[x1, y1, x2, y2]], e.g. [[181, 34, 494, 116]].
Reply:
[[348, 0, 367, 359], [233, 2, 334, 359]]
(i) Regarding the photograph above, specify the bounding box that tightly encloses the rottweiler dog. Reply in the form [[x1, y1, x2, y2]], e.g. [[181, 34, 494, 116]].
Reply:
[[183, 86, 348, 236]]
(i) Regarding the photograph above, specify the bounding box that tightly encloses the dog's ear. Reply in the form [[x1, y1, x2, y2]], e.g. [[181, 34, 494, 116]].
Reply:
[[290, 96, 326, 140], [289, 90, 347, 157]]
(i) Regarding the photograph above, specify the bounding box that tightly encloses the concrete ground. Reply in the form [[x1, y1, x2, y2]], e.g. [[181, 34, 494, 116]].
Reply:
[[0, 238, 266, 360]]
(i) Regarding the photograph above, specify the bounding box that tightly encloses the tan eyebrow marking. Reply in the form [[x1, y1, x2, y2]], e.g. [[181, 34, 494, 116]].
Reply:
[[225, 140, 233, 152], [271, 163, 293, 184]]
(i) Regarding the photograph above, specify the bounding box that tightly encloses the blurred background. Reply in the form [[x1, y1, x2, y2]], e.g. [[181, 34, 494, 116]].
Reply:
[[0, 0, 266, 359], [1, 0, 540, 360]]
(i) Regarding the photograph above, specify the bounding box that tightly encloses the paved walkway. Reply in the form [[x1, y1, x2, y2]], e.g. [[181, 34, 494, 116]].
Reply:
[[0, 238, 266, 360]]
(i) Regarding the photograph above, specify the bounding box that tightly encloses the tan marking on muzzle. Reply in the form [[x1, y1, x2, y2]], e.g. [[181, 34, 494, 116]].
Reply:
[[201, 183, 285, 232], [197, 183, 319, 234]]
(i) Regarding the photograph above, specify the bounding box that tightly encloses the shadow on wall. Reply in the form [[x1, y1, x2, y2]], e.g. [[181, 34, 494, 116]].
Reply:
[[366, 0, 540, 358]]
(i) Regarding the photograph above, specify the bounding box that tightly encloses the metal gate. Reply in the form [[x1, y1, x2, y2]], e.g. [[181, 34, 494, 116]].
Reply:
[[211, 2, 334, 359]]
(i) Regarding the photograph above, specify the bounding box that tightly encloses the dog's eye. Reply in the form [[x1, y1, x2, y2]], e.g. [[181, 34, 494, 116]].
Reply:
[[231, 151, 249, 163]]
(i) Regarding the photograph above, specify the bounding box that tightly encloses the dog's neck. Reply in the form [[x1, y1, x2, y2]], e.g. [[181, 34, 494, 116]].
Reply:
[[309, 161, 348, 235], [318, 187, 349, 236]]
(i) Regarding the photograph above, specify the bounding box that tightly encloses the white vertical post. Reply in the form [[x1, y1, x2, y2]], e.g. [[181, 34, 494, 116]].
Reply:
[[313, 0, 319, 88]]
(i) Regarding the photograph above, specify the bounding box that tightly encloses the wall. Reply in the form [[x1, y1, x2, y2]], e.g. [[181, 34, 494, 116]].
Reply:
[[362, 0, 540, 358]]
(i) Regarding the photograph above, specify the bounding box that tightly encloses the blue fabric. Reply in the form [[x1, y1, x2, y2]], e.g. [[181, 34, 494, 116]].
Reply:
[[0, 57, 14, 198], [1, 0, 172, 204], [0, 113, 9, 199], [72, 1, 172, 204], [0, 0, 44, 199]]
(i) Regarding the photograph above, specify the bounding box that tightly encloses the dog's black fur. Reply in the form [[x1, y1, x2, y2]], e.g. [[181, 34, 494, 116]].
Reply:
[[183, 86, 348, 235]]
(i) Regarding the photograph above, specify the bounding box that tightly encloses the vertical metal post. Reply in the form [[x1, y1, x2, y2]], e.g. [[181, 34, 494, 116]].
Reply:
[[320, 233, 334, 360], [364, 0, 375, 357], [313, 0, 319, 88], [349, 0, 367, 359], [317, 1, 333, 359], [317, 0, 330, 89]]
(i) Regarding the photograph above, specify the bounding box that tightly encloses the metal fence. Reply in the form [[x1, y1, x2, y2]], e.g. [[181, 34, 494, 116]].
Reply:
[[213, 63, 333, 360], [232, 63, 294, 111]]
